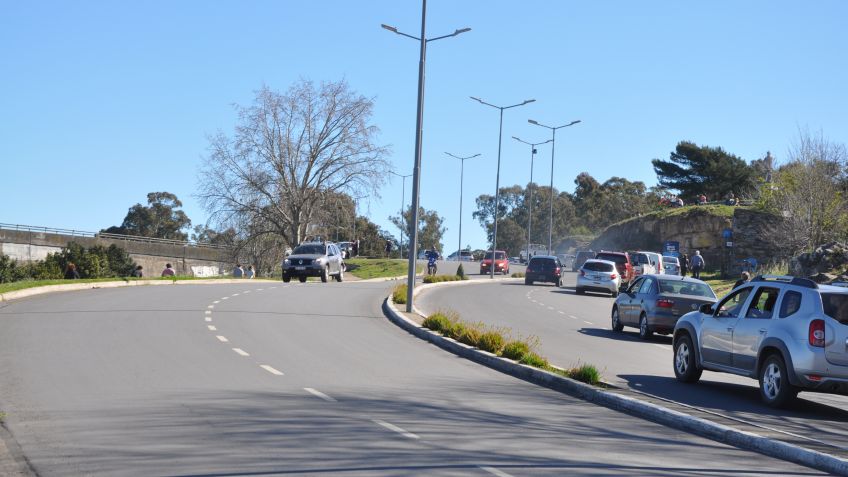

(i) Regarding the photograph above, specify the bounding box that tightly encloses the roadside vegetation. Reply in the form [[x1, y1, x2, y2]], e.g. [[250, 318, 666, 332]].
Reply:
[[511, 272, 525, 278], [0, 275, 273, 295], [391, 283, 408, 304], [345, 258, 419, 279], [422, 274, 468, 284]]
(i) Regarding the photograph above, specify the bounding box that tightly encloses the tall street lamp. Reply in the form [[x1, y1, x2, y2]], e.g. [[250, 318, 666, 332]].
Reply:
[[382, 2, 470, 312], [528, 118, 581, 255], [389, 171, 412, 258], [351, 194, 368, 247], [471, 96, 535, 279], [444, 152, 480, 261], [512, 136, 551, 263]]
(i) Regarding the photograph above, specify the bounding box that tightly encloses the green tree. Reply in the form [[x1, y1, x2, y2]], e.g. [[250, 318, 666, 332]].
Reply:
[[103, 192, 192, 240], [652, 141, 757, 202], [389, 206, 446, 254]]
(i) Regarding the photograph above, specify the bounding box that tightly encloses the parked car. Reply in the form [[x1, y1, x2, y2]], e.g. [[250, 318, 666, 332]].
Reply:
[[672, 275, 848, 407], [594, 251, 634, 288], [447, 250, 475, 261], [338, 241, 353, 259], [663, 256, 681, 275], [576, 259, 621, 297], [572, 250, 595, 272], [282, 241, 345, 283], [481, 250, 509, 275], [643, 252, 665, 275], [631, 252, 656, 278], [524, 255, 564, 286], [612, 274, 716, 339]]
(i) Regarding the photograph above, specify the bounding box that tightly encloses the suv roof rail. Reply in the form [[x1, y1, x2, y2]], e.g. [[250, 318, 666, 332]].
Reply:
[[830, 281, 848, 288], [751, 274, 818, 289]]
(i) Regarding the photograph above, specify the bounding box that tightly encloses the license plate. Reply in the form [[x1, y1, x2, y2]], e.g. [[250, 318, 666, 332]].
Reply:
[[295, 266, 306, 271]]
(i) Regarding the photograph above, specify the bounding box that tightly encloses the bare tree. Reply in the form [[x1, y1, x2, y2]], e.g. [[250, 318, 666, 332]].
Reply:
[[198, 80, 390, 246]]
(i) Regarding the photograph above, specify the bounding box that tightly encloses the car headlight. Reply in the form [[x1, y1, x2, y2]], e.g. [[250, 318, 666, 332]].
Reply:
[[283, 259, 290, 266]]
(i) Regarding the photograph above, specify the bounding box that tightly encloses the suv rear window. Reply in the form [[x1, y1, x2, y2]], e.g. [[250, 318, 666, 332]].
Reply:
[[529, 257, 556, 269], [583, 261, 614, 272], [658, 279, 715, 298], [595, 253, 626, 265], [822, 293, 848, 324], [632, 254, 649, 265]]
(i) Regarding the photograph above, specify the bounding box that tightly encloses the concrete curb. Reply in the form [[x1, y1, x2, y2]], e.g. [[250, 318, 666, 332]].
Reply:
[[0, 279, 277, 303], [382, 287, 848, 476]]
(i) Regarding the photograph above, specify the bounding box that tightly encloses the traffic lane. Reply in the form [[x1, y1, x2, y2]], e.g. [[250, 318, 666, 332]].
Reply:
[[427, 259, 526, 279], [0, 282, 822, 476], [417, 274, 848, 454]]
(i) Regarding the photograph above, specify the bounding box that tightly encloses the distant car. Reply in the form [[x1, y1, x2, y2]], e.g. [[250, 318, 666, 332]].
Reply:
[[594, 251, 634, 288], [447, 250, 474, 261], [283, 241, 345, 283], [525, 255, 564, 286], [612, 274, 716, 339], [480, 250, 509, 275], [663, 256, 681, 275], [510, 256, 522, 264], [630, 252, 656, 278], [338, 241, 353, 259], [643, 252, 666, 275], [572, 250, 595, 272], [576, 259, 621, 297]]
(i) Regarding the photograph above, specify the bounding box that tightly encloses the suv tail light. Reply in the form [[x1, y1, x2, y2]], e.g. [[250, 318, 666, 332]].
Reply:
[[554, 267, 561, 274], [610, 273, 617, 280], [809, 319, 825, 348], [579, 270, 585, 277], [657, 299, 674, 309]]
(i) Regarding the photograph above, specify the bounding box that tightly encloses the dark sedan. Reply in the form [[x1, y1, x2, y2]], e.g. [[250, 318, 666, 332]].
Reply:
[[610, 274, 716, 339]]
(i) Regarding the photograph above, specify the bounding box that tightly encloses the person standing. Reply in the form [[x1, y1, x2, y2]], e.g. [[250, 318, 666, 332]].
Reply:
[[691, 251, 705, 279], [734, 271, 750, 289], [352, 239, 359, 258], [232, 264, 244, 278], [64, 262, 80, 279], [680, 253, 690, 277], [245, 265, 255, 279], [385, 239, 392, 258], [161, 263, 176, 277]]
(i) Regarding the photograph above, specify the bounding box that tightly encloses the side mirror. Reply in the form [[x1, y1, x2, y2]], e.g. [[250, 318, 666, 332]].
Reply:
[[699, 303, 714, 315]]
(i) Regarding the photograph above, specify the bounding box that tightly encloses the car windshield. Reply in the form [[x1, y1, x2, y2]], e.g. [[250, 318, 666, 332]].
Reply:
[[583, 261, 614, 272], [484, 252, 506, 259], [293, 244, 324, 255], [596, 253, 626, 265], [822, 293, 848, 324], [658, 279, 715, 298]]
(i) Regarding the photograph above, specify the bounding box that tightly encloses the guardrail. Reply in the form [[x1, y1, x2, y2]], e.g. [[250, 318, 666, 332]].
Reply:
[[0, 223, 228, 250]]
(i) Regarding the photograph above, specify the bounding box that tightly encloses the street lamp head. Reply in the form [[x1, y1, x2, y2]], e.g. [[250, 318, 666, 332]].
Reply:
[[470, 96, 483, 103], [527, 119, 539, 125], [381, 24, 398, 33], [569, 120, 582, 126], [454, 27, 472, 35], [522, 99, 536, 105]]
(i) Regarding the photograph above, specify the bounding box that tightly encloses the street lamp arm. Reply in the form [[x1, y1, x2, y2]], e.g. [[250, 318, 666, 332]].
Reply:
[[426, 27, 471, 42], [383, 23, 470, 43]]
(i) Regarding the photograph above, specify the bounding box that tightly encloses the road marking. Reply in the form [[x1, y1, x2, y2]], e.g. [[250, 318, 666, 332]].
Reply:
[[260, 365, 284, 376], [256, 288, 264, 291], [569, 315, 578, 320], [213, 300, 220, 304], [205, 310, 212, 315], [243, 290, 251, 294], [232, 348, 250, 357], [547, 306, 554, 310], [558, 311, 566, 315], [373, 419, 419, 439], [231, 293, 240, 297], [583, 321, 593, 325], [270, 286, 278, 289], [208, 325, 217, 331], [216, 335, 229, 343], [304, 387, 336, 402], [221, 297, 229, 300], [480, 466, 514, 477], [207, 305, 214, 309], [205, 317, 212, 322], [653, 344, 667, 350]]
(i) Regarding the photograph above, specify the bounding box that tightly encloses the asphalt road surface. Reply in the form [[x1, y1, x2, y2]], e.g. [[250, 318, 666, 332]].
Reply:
[[0, 280, 825, 476], [417, 270, 848, 458]]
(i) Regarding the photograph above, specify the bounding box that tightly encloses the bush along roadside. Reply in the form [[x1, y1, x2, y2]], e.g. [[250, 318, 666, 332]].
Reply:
[[422, 274, 470, 284], [511, 272, 525, 278], [420, 309, 603, 386], [392, 283, 408, 304]]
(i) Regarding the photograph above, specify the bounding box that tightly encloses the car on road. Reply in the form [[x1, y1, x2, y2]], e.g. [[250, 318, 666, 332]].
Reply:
[[447, 250, 475, 261], [576, 259, 620, 297], [594, 251, 634, 288], [480, 250, 509, 275], [282, 241, 345, 283], [524, 255, 564, 286], [630, 252, 656, 278], [612, 274, 716, 339], [572, 250, 595, 272], [672, 275, 848, 407], [663, 255, 681, 275]]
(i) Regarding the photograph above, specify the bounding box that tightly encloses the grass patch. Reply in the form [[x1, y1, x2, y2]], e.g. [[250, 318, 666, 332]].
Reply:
[[422, 274, 469, 284], [519, 352, 549, 368], [565, 363, 601, 385], [391, 283, 408, 304], [501, 340, 531, 361], [511, 272, 525, 278], [345, 258, 422, 280]]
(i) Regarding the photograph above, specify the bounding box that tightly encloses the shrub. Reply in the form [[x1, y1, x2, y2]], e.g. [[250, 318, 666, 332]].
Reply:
[[0, 254, 17, 284], [511, 272, 525, 278], [519, 352, 549, 368], [422, 311, 453, 332], [567, 364, 601, 385], [422, 274, 467, 284], [477, 331, 505, 354], [456, 263, 466, 279], [501, 340, 531, 361], [457, 321, 484, 347], [392, 283, 408, 304]]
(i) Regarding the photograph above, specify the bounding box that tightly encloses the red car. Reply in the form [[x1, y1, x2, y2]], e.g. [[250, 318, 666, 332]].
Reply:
[[480, 250, 510, 275], [594, 251, 633, 288]]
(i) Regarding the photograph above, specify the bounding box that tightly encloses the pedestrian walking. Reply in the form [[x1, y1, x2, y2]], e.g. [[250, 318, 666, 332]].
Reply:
[[385, 239, 392, 258], [245, 265, 255, 279], [680, 253, 689, 277], [733, 271, 750, 289], [352, 238, 359, 258], [691, 251, 705, 279]]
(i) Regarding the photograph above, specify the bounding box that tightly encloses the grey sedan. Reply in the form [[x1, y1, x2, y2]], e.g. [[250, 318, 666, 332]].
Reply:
[[611, 274, 717, 339]]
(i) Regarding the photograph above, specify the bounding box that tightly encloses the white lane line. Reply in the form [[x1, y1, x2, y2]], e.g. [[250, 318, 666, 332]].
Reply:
[[260, 365, 284, 376], [583, 321, 593, 325], [205, 310, 212, 315], [304, 387, 336, 402], [232, 348, 250, 357], [256, 288, 264, 291], [221, 297, 229, 300], [207, 325, 217, 331], [243, 290, 251, 294], [205, 317, 212, 322], [207, 305, 214, 309], [653, 344, 667, 350], [372, 419, 419, 439], [213, 300, 220, 304], [569, 315, 579, 320], [231, 293, 240, 297], [558, 311, 566, 315], [547, 306, 554, 310], [216, 335, 229, 343], [270, 286, 278, 289], [480, 466, 514, 477]]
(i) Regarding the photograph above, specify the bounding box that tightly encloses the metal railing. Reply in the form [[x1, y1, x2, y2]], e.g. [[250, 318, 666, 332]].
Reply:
[[0, 223, 228, 250]]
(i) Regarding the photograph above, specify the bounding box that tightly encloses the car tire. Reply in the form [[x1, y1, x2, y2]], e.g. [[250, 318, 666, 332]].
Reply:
[[611, 307, 624, 332], [673, 334, 702, 383], [335, 267, 344, 282], [576, 287, 585, 295], [759, 354, 798, 408], [611, 290, 619, 298], [556, 277, 562, 287], [282, 274, 291, 283], [321, 266, 329, 283], [298, 276, 307, 283], [638, 313, 653, 340]]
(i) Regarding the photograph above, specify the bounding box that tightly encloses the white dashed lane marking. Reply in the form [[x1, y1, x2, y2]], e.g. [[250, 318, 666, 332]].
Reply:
[[205, 317, 212, 322], [569, 315, 579, 320], [221, 297, 229, 300], [213, 300, 220, 304], [207, 305, 214, 309], [231, 293, 240, 297], [260, 365, 284, 376], [304, 388, 337, 402], [216, 335, 229, 343], [205, 311, 212, 315], [232, 348, 250, 357], [480, 466, 515, 477], [558, 311, 565, 315], [547, 306, 554, 310], [584, 321, 593, 325], [373, 419, 419, 439], [207, 325, 217, 331], [256, 288, 264, 291]]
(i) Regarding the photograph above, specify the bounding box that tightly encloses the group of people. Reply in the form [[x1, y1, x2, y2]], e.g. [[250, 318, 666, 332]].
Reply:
[[660, 192, 742, 208], [677, 250, 706, 279], [232, 264, 256, 279]]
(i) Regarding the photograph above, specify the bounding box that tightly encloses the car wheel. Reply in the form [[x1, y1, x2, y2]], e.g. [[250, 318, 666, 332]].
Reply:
[[638, 313, 653, 340], [298, 276, 307, 283], [759, 354, 798, 408], [611, 290, 619, 298], [556, 277, 562, 287], [321, 266, 329, 283], [335, 267, 344, 282], [576, 287, 585, 295], [673, 334, 702, 383], [282, 274, 291, 283], [611, 307, 624, 332]]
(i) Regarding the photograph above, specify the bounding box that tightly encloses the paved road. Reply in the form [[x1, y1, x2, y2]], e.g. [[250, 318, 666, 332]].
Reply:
[[0, 281, 824, 476], [416, 271, 848, 458]]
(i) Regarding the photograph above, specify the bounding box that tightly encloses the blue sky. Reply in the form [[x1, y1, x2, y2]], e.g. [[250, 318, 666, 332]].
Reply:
[[2, 1, 846, 252]]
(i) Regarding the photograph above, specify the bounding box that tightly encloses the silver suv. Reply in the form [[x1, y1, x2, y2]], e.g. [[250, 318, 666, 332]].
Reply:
[[672, 275, 848, 407], [282, 241, 345, 283]]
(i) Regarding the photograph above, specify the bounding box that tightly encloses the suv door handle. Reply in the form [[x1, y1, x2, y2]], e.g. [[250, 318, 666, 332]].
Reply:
[[759, 328, 767, 333]]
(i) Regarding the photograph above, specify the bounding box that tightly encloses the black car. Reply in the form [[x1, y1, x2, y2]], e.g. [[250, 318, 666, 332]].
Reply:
[[525, 255, 564, 287], [283, 241, 345, 283]]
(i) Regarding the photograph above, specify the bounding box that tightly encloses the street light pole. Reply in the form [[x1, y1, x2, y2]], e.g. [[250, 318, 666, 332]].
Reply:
[[389, 171, 411, 258], [528, 118, 581, 255], [444, 152, 480, 261], [382, 4, 470, 312], [512, 136, 551, 263], [471, 97, 535, 278]]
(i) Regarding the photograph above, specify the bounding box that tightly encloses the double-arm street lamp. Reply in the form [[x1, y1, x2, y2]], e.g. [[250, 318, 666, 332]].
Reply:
[[527, 118, 581, 255], [471, 96, 535, 279], [444, 152, 480, 262], [512, 136, 551, 263], [389, 171, 412, 258], [382, 1, 470, 311]]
